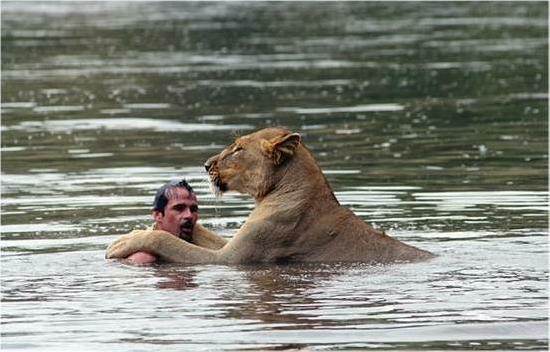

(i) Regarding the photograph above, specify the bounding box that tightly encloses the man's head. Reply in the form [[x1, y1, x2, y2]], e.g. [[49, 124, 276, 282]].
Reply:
[[152, 179, 198, 242]]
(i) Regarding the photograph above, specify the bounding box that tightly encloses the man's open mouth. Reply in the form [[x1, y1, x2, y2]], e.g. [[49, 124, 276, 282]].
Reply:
[[181, 220, 194, 232], [179, 221, 194, 241]]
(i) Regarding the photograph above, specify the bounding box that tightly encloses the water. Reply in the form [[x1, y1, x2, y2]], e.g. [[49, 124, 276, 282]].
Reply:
[[1, 2, 548, 351]]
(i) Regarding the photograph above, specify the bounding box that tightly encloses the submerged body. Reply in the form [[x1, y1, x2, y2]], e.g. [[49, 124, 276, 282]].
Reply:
[[107, 128, 434, 264]]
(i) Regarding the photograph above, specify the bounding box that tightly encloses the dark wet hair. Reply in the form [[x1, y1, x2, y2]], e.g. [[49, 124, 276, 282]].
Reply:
[[152, 179, 195, 215]]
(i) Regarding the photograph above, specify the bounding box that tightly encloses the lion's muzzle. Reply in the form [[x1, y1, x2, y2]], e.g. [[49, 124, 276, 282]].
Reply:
[[204, 158, 214, 172], [205, 154, 228, 195]]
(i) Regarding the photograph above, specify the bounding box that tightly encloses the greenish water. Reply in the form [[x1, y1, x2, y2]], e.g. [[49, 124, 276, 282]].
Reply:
[[1, 2, 548, 351]]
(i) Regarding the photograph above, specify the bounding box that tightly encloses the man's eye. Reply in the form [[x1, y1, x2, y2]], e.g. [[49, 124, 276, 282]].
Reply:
[[190, 205, 198, 213]]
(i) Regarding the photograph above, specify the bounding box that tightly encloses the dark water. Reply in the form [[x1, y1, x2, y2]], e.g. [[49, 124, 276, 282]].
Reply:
[[1, 2, 548, 351]]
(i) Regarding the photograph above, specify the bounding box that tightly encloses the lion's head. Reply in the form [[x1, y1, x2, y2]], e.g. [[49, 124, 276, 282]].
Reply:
[[205, 128, 301, 199]]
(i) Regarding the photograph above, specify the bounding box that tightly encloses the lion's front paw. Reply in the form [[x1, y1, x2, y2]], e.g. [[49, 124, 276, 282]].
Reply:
[[105, 230, 153, 259], [105, 233, 133, 259]]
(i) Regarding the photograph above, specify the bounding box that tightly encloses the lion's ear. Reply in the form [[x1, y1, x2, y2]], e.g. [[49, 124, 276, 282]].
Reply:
[[261, 133, 301, 165]]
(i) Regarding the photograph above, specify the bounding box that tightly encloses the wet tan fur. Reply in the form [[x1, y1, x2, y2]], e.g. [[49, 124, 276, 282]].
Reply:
[[106, 128, 434, 264]]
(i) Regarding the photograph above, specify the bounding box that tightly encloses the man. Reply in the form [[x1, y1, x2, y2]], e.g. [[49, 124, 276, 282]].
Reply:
[[119, 179, 226, 264]]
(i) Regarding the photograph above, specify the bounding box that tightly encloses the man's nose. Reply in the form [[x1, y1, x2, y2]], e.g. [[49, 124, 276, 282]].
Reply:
[[182, 208, 193, 219]]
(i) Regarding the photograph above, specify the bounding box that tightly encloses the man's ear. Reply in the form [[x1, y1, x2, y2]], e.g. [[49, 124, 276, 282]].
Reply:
[[152, 210, 163, 223], [261, 133, 301, 165]]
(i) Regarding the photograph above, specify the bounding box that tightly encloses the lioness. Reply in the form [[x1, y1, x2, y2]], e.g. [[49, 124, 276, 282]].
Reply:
[[106, 127, 434, 264]]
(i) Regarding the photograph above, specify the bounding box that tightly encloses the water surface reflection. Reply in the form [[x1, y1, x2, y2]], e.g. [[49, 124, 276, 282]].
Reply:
[[1, 1, 547, 351]]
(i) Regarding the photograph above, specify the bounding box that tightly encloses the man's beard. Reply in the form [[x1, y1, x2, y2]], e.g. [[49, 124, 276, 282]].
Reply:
[[179, 220, 194, 242]]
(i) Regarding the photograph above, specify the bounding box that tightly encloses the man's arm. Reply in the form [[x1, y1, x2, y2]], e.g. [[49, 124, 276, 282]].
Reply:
[[126, 251, 157, 264]]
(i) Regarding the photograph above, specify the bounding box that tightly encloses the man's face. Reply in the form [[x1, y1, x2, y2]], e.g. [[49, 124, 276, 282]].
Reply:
[[153, 188, 198, 241]]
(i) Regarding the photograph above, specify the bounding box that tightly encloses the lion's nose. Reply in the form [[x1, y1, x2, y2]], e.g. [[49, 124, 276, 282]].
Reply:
[[205, 155, 218, 172], [204, 157, 214, 172]]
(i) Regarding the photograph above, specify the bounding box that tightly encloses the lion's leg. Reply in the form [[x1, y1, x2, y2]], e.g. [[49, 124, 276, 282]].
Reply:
[[106, 229, 221, 264], [215, 220, 277, 263], [192, 223, 228, 250], [147, 231, 220, 263]]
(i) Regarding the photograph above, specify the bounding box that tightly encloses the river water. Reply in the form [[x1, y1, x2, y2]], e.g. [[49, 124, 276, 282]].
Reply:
[[1, 2, 548, 351]]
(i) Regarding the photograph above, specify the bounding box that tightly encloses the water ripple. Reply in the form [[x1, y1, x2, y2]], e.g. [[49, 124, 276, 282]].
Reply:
[[5, 118, 253, 133]]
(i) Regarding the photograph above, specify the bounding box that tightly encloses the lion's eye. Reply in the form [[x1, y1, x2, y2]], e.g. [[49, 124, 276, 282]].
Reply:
[[233, 146, 243, 154]]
